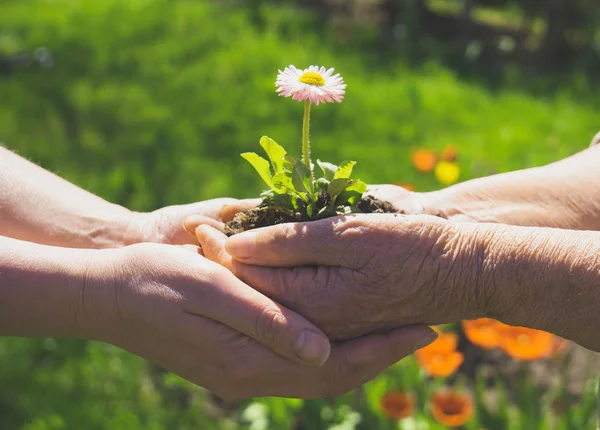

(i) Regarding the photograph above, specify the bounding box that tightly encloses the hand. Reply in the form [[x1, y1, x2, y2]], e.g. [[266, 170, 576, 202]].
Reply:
[[132, 198, 260, 245], [191, 214, 484, 341], [366, 184, 449, 218], [84, 242, 437, 399]]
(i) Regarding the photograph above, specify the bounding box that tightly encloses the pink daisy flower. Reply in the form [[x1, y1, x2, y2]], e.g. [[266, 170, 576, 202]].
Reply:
[[275, 65, 346, 105]]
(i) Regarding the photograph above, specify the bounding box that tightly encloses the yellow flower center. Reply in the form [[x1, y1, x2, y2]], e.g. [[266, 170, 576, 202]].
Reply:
[[299, 71, 325, 86]]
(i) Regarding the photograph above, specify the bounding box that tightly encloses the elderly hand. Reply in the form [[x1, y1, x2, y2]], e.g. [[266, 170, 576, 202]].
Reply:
[[84, 242, 436, 399], [190, 214, 484, 341]]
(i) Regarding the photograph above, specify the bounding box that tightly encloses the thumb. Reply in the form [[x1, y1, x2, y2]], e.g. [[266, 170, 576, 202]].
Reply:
[[220, 198, 262, 223], [182, 215, 224, 241], [190, 264, 332, 367]]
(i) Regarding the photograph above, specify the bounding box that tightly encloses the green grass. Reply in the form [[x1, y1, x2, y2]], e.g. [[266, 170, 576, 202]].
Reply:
[[1, 0, 599, 428]]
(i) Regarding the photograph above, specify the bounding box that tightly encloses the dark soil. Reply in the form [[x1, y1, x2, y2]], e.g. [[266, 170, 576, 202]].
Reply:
[[224, 194, 400, 236]]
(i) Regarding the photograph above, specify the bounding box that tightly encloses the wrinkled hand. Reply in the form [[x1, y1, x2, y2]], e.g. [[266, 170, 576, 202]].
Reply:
[[133, 198, 260, 245], [192, 214, 484, 341], [86, 242, 436, 399]]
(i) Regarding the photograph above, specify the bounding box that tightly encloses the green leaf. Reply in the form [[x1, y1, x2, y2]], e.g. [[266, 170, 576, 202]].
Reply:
[[271, 193, 297, 213], [292, 161, 313, 197], [317, 159, 337, 180], [338, 180, 367, 206], [328, 178, 357, 200], [241, 152, 275, 189], [336, 205, 362, 215], [272, 171, 293, 194], [259, 136, 286, 174], [333, 160, 357, 179]]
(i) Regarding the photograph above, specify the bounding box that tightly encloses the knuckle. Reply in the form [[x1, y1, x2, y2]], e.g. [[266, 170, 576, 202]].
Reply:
[[287, 267, 337, 321], [254, 305, 286, 347], [264, 224, 296, 256]]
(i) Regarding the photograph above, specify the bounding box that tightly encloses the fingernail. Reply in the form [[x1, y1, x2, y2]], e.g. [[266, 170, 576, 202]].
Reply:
[[413, 328, 438, 351], [226, 232, 257, 260], [182, 220, 195, 236], [295, 330, 331, 366]]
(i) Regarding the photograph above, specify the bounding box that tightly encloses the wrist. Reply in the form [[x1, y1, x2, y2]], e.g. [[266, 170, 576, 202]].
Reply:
[[459, 223, 522, 321], [83, 206, 147, 249], [73, 247, 130, 343], [469, 224, 600, 350], [0, 237, 117, 339]]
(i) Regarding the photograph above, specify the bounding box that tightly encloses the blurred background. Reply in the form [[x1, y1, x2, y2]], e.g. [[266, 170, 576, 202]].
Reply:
[[1, 0, 600, 428]]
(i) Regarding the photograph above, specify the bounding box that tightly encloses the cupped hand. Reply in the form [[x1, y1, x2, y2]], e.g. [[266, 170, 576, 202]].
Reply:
[[85, 242, 436, 399], [133, 198, 260, 245], [191, 214, 485, 341]]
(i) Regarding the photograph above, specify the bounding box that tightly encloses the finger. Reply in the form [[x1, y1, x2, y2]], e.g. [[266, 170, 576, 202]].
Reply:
[[194, 225, 296, 307], [318, 325, 437, 396], [224, 216, 374, 267], [193, 226, 300, 310], [234, 324, 438, 399], [195, 224, 234, 270], [366, 183, 410, 197], [178, 198, 238, 221], [365, 184, 426, 214], [183, 215, 225, 240], [181, 244, 202, 253], [185, 261, 331, 367], [220, 198, 262, 223]]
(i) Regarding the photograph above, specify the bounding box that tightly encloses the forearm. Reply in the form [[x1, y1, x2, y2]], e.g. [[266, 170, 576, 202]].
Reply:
[[468, 222, 600, 351], [0, 146, 141, 248], [423, 144, 600, 230], [0, 235, 112, 338]]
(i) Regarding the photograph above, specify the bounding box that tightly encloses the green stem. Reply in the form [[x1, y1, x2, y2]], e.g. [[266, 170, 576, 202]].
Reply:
[[302, 99, 313, 182]]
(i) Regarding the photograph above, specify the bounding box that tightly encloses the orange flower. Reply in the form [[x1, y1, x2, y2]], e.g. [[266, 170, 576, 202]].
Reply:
[[462, 318, 503, 350], [549, 336, 571, 358], [498, 325, 554, 361], [393, 182, 415, 192], [412, 149, 437, 172], [440, 144, 458, 162], [430, 391, 474, 428], [416, 327, 464, 377], [380, 391, 415, 420]]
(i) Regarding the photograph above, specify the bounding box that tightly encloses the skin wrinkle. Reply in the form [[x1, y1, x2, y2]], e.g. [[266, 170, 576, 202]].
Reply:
[[301, 266, 331, 307], [423, 145, 600, 231], [4, 181, 439, 402], [553, 234, 600, 338], [504, 231, 542, 325], [253, 305, 285, 349], [337, 221, 380, 269], [526, 232, 570, 329], [466, 225, 497, 318], [75, 259, 90, 337], [410, 227, 445, 300], [470, 225, 501, 318], [437, 225, 473, 318]]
